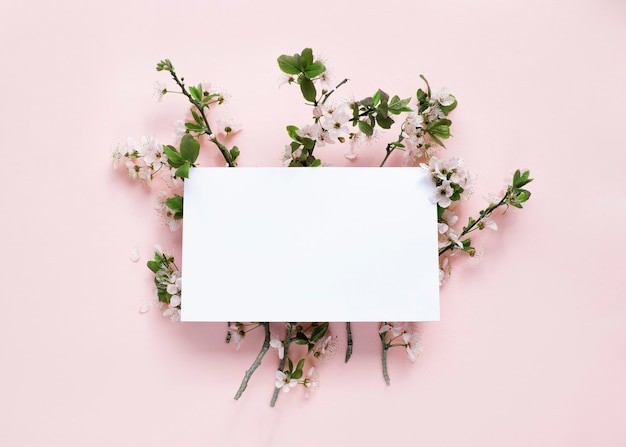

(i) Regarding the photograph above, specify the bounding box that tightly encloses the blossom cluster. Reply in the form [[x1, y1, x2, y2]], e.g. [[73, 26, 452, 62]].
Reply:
[[379, 322, 423, 362], [112, 49, 532, 407], [112, 136, 172, 185], [145, 246, 182, 322]]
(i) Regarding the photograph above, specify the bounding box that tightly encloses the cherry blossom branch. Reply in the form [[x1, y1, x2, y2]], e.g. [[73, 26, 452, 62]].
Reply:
[[321, 78, 348, 104], [345, 322, 353, 362], [225, 321, 232, 343], [270, 323, 294, 407], [379, 332, 390, 386], [234, 322, 271, 400], [379, 129, 406, 167], [161, 63, 235, 167]]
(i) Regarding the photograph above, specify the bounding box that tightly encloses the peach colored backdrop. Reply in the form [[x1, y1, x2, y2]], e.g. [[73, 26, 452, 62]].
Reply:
[[2, 0, 625, 446]]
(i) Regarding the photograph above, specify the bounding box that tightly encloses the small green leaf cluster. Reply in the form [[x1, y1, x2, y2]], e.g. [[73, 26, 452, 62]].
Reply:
[[352, 89, 412, 136], [284, 125, 321, 167], [146, 248, 181, 307], [293, 322, 329, 354], [283, 357, 306, 381], [164, 194, 183, 220], [163, 134, 200, 179], [156, 59, 174, 72], [156, 61, 239, 167], [438, 169, 534, 259], [277, 48, 327, 103], [506, 169, 533, 208]]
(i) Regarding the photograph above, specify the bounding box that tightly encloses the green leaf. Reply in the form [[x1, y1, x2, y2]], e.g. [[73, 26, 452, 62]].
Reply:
[[377, 101, 389, 118], [389, 96, 413, 114], [157, 289, 169, 303], [416, 88, 426, 104], [419, 74, 431, 96], [277, 54, 301, 75], [230, 146, 240, 161], [147, 260, 161, 273], [304, 61, 326, 79], [301, 137, 315, 150], [310, 322, 329, 343], [191, 108, 203, 125], [295, 331, 309, 343], [180, 134, 200, 164], [156, 59, 173, 72], [300, 77, 317, 102], [517, 189, 531, 203], [184, 122, 204, 132], [286, 125, 300, 141], [163, 145, 185, 168], [288, 358, 294, 372], [165, 194, 183, 212], [358, 120, 374, 136], [377, 89, 389, 105], [372, 90, 380, 107], [360, 97, 374, 107], [428, 133, 446, 148], [376, 114, 395, 129], [291, 359, 304, 379], [311, 159, 321, 167], [175, 162, 190, 178], [513, 170, 533, 188], [290, 141, 301, 151], [301, 48, 313, 68], [189, 86, 200, 102], [427, 120, 451, 138]]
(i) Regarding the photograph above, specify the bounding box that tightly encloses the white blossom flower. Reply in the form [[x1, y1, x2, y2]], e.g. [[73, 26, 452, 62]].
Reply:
[[138, 299, 152, 313], [312, 105, 324, 119], [403, 330, 423, 362], [317, 70, 332, 92], [129, 248, 140, 262], [344, 141, 358, 160], [169, 294, 181, 308], [282, 145, 303, 166], [483, 220, 498, 231], [433, 180, 454, 208], [215, 118, 242, 136], [432, 87, 454, 106], [111, 147, 123, 169], [274, 370, 297, 393], [439, 256, 450, 286], [278, 74, 296, 88], [270, 336, 284, 359], [321, 104, 351, 143], [228, 324, 245, 350], [163, 305, 180, 322], [312, 335, 338, 362], [438, 209, 459, 235], [172, 120, 186, 141], [296, 123, 322, 141], [379, 322, 407, 337], [155, 191, 181, 231], [303, 367, 320, 398], [153, 81, 167, 102]]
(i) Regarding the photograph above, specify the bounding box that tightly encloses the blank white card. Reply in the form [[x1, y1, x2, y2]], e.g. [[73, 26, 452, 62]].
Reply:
[[181, 167, 439, 322]]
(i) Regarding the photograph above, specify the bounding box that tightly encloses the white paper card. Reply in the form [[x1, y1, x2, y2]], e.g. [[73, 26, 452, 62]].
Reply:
[[181, 167, 439, 322]]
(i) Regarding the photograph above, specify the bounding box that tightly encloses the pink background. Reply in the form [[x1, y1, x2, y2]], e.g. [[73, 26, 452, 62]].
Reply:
[[2, 0, 625, 445]]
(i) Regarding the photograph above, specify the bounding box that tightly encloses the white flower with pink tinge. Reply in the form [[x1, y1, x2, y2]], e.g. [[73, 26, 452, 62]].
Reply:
[[321, 104, 351, 143], [433, 180, 454, 208], [270, 336, 284, 359], [274, 370, 297, 393], [303, 367, 320, 398], [432, 87, 455, 106], [403, 331, 423, 362]]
